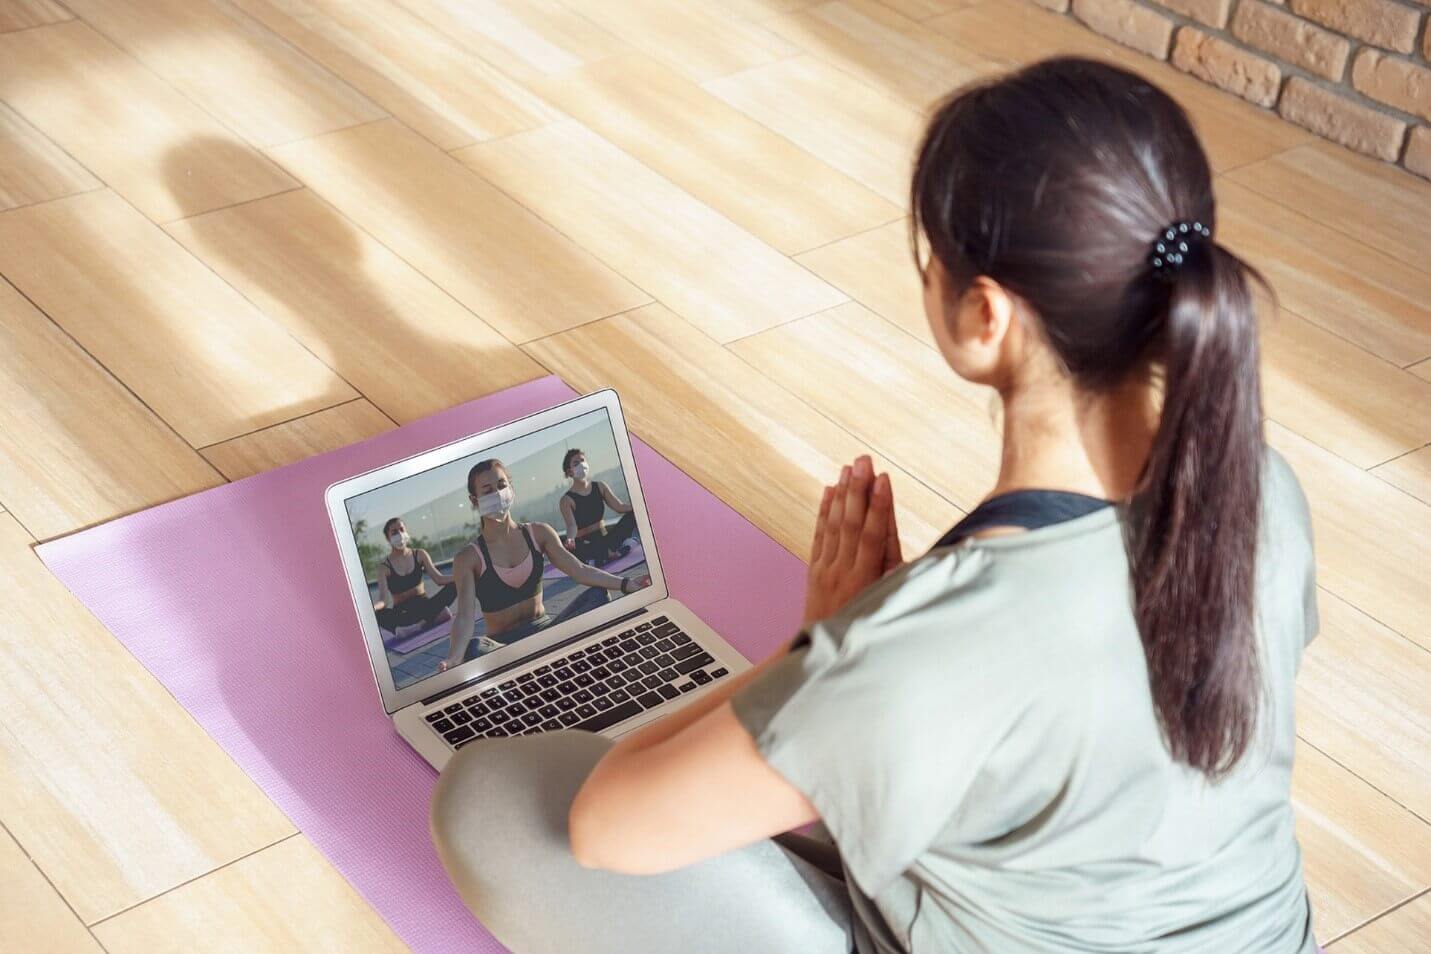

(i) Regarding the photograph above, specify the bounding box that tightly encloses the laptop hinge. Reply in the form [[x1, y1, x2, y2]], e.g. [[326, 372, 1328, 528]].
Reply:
[[417, 605, 652, 708]]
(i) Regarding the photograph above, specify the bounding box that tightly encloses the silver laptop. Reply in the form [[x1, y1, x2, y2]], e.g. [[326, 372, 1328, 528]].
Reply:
[[325, 388, 750, 771]]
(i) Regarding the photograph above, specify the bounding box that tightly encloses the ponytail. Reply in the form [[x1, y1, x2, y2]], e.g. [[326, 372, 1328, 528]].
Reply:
[[1130, 242, 1266, 778]]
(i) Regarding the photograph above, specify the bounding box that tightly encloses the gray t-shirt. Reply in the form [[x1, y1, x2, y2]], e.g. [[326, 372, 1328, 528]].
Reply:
[[733, 448, 1319, 953]]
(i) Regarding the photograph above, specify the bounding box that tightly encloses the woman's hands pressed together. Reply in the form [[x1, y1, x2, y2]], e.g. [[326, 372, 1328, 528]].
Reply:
[[802, 455, 903, 628]]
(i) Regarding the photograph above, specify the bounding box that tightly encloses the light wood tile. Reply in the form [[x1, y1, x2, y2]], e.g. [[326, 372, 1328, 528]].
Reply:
[[929, 0, 1312, 172], [0, 21, 296, 221], [166, 188, 545, 424], [531, 53, 901, 255], [1228, 142, 1431, 277], [1294, 740, 1431, 943], [0, 278, 222, 540], [0, 825, 103, 953], [90, 835, 405, 953], [0, 100, 98, 212], [0, 514, 296, 923], [732, 301, 996, 510], [704, 54, 925, 206], [0, 0, 70, 32], [1266, 422, 1431, 652], [200, 400, 394, 480], [1412, 360, 1431, 383], [554, 0, 797, 82], [1332, 894, 1431, 952], [1261, 308, 1431, 469], [269, 118, 648, 343], [868, 0, 978, 19], [795, 220, 932, 346], [389, 0, 628, 82], [765, 0, 995, 110], [62, 0, 383, 149], [524, 304, 959, 555], [1219, 181, 1431, 367], [0, 189, 357, 448], [1373, 446, 1431, 504], [1297, 589, 1431, 821], [231, 0, 560, 151], [456, 121, 846, 342]]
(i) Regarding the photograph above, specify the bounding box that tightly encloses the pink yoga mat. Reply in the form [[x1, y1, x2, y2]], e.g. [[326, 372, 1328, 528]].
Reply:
[[38, 376, 807, 953]]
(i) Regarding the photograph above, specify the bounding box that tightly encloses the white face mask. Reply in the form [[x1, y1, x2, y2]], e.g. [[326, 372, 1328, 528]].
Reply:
[[476, 486, 515, 519], [388, 531, 408, 549], [572, 462, 590, 480]]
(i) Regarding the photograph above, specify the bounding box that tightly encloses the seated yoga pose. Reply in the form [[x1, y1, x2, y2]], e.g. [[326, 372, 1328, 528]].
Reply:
[[558, 448, 638, 565], [372, 518, 455, 635], [437, 458, 651, 672], [429, 58, 1320, 953]]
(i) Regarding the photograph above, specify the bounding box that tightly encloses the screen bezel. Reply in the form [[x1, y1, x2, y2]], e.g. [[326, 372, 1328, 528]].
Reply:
[[324, 389, 667, 713]]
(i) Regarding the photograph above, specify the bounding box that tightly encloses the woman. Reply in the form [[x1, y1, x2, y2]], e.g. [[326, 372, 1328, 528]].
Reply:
[[559, 448, 639, 565], [430, 58, 1319, 953], [437, 458, 652, 672], [372, 518, 455, 635]]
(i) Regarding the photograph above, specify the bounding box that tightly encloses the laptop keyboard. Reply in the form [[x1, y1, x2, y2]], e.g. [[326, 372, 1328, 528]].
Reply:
[[421, 616, 730, 750]]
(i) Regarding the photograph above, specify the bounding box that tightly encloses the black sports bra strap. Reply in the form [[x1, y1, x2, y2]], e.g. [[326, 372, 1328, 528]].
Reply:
[[932, 489, 1113, 551]]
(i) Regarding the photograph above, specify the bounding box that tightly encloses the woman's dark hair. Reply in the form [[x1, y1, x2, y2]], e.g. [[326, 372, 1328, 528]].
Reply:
[[467, 458, 506, 497], [562, 448, 585, 476], [382, 517, 403, 537], [912, 57, 1266, 778]]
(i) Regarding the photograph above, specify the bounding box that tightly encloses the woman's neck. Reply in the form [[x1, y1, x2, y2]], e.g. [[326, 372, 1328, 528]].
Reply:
[[989, 373, 1157, 503], [572, 477, 591, 491], [481, 515, 516, 538]]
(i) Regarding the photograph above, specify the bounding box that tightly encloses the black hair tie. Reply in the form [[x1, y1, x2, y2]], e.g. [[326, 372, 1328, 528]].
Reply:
[[1149, 220, 1211, 280]]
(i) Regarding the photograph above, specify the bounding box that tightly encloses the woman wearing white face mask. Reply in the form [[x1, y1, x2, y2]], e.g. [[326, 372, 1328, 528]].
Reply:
[[373, 518, 456, 636], [438, 458, 652, 673], [559, 448, 639, 566]]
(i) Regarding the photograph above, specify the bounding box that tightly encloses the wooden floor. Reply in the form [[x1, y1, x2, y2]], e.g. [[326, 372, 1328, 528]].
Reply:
[[0, 0, 1427, 950]]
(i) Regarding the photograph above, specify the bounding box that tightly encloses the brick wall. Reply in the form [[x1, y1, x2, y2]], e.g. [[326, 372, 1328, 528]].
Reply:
[[1039, 0, 1431, 179]]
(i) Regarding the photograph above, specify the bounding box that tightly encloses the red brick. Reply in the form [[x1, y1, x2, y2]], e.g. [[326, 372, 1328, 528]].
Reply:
[[1352, 49, 1431, 122], [1232, 0, 1351, 81], [1289, 0, 1421, 54], [1278, 77, 1408, 160], [1071, 0, 1175, 58], [1171, 27, 1282, 106]]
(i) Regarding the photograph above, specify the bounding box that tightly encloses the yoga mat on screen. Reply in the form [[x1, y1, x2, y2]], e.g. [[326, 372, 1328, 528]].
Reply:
[[37, 375, 806, 954]]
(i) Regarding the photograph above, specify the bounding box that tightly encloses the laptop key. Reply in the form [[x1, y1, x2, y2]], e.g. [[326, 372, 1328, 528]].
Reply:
[[691, 670, 712, 685], [658, 668, 678, 682], [652, 615, 669, 625], [610, 688, 631, 703], [575, 674, 594, 687], [675, 653, 715, 675], [655, 638, 676, 652], [658, 684, 680, 700], [432, 718, 454, 732], [570, 649, 586, 660], [444, 703, 464, 714], [636, 691, 664, 709], [636, 632, 656, 646], [472, 718, 492, 732], [556, 697, 576, 711], [488, 727, 508, 738], [444, 725, 475, 745], [602, 635, 620, 646], [619, 639, 639, 653], [508, 703, 527, 716], [711, 668, 729, 679], [490, 710, 510, 724], [574, 689, 594, 704], [558, 680, 577, 695], [539, 704, 559, 718], [502, 691, 523, 705], [424, 711, 446, 724], [554, 666, 574, 680], [576, 703, 597, 719], [673, 632, 692, 645], [678, 682, 697, 693], [638, 660, 658, 675], [623, 652, 642, 666], [594, 695, 613, 711], [521, 683, 541, 697], [468, 701, 490, 716], [559, 711, 580, 727], [671, 643, 699, 661], [642, 675, 663, 690], [517, 672, 535, 683], [591, 682, 610, 696], [538, 674, 558, 687], [542, 719, 562, 731], [620, 628, 637, 638], [655, 653, 675, 668], [534, 664, 552, 675], [651, 622, 679, 638], [639, 646, 659, 659], [574, 700, 643, 734], [635, 622, 653, 631], [480, 687, 500, 698], [522, 712, 542, 727], [498, 680, 517, 692], [452, 711, 472, 725], [591, 665, 610, 679]]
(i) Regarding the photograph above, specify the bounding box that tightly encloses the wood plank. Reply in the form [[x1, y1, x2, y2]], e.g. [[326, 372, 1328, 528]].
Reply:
[[524, 304, 959, 556], [866, 0, 978, 19], [928, 0, 1312, 172], [1412, 359, 1431, 383], [765, 0, 995, 110], [732, 301, 996, 510], [1219, 181, 1431, 368], [554, 0, 797, 82], [455, 121, 846, 343], [0, 21, 296, 221], [795, 220, 933, 347], [230, 0, 560, 151], [1261, 308, 1431, 469], [0, 190, 357, 448], [0, 278, 222, 541], [0, 825, 103, 953], [1227, 142, 1431, 277], [90, 835, 405, 953], [166, 188, 546, 424], [200, 399, 394, 480], [1373, 446, 1431, 504], [62, 0, 383, 149], [0, 514, 296, 923], [0, 0, 70, 32], [531, 53, 901, 255], [268, 118, 648, 344], [389, 0, 628, 82], [1332, 894, 1431, 952], [1294, 740, 1431, 943], [1266, 422, 1431, 652], [1297, 589, 1431, 821], [703, 54, 925, 206], [0, 99, 99, 212]]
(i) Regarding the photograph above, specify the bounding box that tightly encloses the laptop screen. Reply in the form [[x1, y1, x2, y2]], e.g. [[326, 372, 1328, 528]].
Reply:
[[341, 407, 653, 690]]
